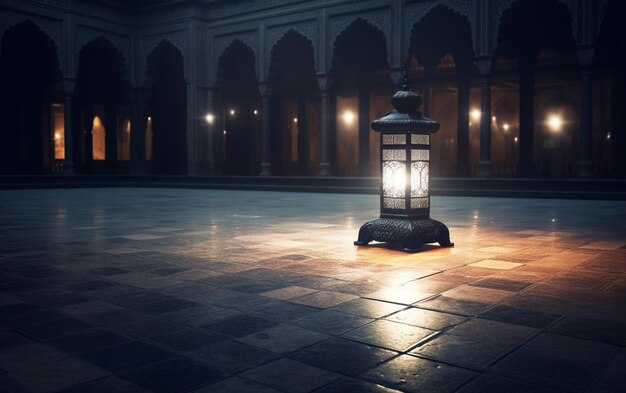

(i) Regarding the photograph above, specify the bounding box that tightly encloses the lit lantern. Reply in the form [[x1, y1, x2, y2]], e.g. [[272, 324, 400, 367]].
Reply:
[[354, 70, 453, 252]]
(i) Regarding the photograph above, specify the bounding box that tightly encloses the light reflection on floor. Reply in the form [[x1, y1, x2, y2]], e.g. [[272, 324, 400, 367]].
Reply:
[[0, 188, 625, 393]]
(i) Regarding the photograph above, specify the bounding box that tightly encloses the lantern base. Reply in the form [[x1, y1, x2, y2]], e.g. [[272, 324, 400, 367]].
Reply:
[[354, 217, 454, 252]]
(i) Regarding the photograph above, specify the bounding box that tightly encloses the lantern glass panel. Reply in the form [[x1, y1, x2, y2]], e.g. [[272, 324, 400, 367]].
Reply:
[[382, 134, 407, 145], [411, 161, 429, 198], [383, 160, 406, 198], [412, 134, 430, 145]]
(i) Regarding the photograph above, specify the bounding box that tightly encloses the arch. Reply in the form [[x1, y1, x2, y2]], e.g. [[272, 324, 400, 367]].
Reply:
[[216, 39, 260, 175], [409, 4, 474, 73], [330, 17, 390, 85], [73, 36, 130, 173], [496, 0, 576, 60], [596, 0, 626, 176], [268, 29, 319, 175], [0, 19, 62, 174], [331, 18, 390, 176], [144, 39, 187, 175], [141, 33, 186, 85], [269, 29, 317, 93]]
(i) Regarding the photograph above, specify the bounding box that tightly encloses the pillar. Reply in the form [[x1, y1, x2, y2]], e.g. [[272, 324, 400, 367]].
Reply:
[[205, 87, 218, 175], [104, 103, 117, 173], [358, 85, 371, 175], [457, 74, 471, 176], [259, 82, 272, 176], [62, 79, 75, 174], [476, 57, 492, 177], [130, 88, 148, 174], [577, 48, 594, 177], [317, 74, 332, 176], [518, 56, 536, 177]]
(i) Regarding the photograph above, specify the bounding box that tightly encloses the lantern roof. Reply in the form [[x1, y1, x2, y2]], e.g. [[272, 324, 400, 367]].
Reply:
[[371, 69, 440, 134]]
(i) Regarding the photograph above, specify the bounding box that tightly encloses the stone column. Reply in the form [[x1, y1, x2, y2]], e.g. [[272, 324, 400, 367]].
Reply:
[[130, 88, 148, 174], [317, 74, 332, 176], [205, 87, 218, 175], [518, 56, 536, 177], [104, 103, 118, 173], [476, 57, 492, 177], [258, 82, 272, 176], [62, 79, 75, 174], [358, 85, 371, 175], [577, 48, 594, 178], [457, 74, 471, 176]]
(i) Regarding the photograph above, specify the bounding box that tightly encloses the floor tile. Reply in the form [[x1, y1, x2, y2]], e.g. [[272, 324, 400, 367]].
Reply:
[[330, 298, 406, 319], [386, 308, 467, 330], [190, 376, 283, 393], [8, 357, 109, 393], [57, 376, 153, 393], [491, 333, 619, 392], [122, 357, 222, 393], [260, 286, 319, 300], [290, 291, 359, 308], [361, 354, 477, 393], [188, 339, 278, 373], [201, 314, 278, 337], [240, 358, 340, 393], [313, 378, 404, 393], [148, 328, 226, 353], [343, 320, 435, 351], [82, 341, 179, 373], [364, 288, 433, 305], [292, 309, 373, 335], [479, 305, 561, 329], [289, 338, 398, 376], [237, 323, 328, 354], [469, 260, 524, 270]]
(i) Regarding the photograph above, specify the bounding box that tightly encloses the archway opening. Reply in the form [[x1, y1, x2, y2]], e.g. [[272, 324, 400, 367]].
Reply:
[[409, 5, 475, 176], [0, 20, 62, 174], [268, 29, 319, 175], [216, 40, 259, 175], [74, 37, 129, 173], [145, 40, 187, 175], [331, 18, 390, 176], [496, 0, 576, 177]]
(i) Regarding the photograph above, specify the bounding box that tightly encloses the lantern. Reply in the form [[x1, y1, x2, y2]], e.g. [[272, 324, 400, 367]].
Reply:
[[354, 70, 453, 252]]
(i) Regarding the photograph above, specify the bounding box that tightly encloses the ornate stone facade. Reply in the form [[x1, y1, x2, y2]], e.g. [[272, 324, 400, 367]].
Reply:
[[0, 0, 622, 177]]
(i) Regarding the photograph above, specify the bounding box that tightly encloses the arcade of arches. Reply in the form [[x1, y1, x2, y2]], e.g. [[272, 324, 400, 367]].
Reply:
[[0, 0, 624, 179]]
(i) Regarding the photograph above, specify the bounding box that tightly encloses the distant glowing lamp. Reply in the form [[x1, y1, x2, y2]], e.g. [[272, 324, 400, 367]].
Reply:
[[229, 109, 235, 116], [293, 117, 298, 123], [205, 113, 214, 124], [546, 114, 563, 132], [354, 69, 453, 252], [342, 110, 355, 125], [253, 109, 258, 115], [503, 123, 510, 131], [471, 109, 481, 121]]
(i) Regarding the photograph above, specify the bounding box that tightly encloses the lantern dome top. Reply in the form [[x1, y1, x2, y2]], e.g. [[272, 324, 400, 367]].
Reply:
[[371, 68, 440, 134]]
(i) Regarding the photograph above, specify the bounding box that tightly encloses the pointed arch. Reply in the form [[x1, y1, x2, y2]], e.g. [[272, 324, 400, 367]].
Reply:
[[330, 17, 389, 86], [0, 19, 62, 174], [216, 39, 260, 175], [73, 36, 130, 173], [144, 39, 187, 175], [409, 4, 474, 73], [496, 0, 576, 59], [268, 28, 320, 175]]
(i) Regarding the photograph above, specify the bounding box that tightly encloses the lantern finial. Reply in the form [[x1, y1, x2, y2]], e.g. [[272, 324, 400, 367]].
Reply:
[[391, 66, 422, 114], [402, 66, 410, 91]]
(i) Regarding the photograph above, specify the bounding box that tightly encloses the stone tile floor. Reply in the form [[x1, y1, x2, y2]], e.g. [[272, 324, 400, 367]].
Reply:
[[0, 188, 625, 393]]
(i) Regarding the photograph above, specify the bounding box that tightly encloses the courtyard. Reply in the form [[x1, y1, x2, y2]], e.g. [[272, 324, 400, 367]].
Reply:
[[0, 188, 625, 393]]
